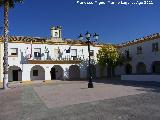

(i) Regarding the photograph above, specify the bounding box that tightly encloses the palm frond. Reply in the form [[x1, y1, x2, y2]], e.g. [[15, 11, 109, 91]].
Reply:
[[15, 0, 23, 3], [0, 0, 23, 8], [9, 0, 15, 8]]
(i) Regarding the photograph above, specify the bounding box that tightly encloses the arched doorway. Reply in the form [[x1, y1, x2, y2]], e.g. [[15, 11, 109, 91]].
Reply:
[[87, 64, 96, 79], [69, 65, 80, 80], [125, 63, 132, 74], [152, 61, 160, 74], [8, 66, 22, 82], [136, 62, 147, 74], [50, 65, 64, 80], [30, 65, 45, 80], [50, 67, 56, 80]]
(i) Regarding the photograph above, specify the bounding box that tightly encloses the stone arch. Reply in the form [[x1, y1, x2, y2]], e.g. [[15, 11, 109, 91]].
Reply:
[[30, 65, 45, 80], [8, 66, 22, 82], [125, 63, 132, 74], [50, 65, 64, 80], [136, 62, 147, 74], [69, 65, 80, 80], [87, 64, 96, 79], [152, 61, 160, 74]]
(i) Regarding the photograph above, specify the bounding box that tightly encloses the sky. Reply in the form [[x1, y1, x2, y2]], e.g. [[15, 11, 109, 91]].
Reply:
[[0, 0, 160, 44]]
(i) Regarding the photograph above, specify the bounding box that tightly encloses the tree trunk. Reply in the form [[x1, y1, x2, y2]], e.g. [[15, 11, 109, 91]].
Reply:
[[3, 0, 9, 89]]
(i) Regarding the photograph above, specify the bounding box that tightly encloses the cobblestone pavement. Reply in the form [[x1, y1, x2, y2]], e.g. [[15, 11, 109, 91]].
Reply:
[[0, 80, 160, 120]]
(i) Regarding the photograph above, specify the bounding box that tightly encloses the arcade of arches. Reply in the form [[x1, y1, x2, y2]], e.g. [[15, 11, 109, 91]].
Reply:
[[8, 62, 159, 82]]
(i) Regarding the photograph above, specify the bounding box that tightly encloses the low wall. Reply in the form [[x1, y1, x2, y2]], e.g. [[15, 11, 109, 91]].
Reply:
[[121, 75, 160, 82]]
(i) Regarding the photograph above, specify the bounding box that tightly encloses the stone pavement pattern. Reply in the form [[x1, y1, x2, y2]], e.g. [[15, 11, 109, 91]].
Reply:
[[0, 80, 160, 120]]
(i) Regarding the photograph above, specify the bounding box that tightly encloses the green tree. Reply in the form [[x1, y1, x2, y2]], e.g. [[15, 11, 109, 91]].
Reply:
[[0, 0, 23, 89], [97, 44, 123, 78]]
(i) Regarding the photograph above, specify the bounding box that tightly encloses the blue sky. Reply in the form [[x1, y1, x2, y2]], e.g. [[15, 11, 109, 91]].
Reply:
[[0, 0, 160, 44]]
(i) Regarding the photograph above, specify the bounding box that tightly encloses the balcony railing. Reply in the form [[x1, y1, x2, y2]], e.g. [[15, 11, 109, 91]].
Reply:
[[27, 56, 83, 64]]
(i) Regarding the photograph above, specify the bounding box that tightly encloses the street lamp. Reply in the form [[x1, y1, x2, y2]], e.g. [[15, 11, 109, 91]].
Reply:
[[78, 31, 99, 88]]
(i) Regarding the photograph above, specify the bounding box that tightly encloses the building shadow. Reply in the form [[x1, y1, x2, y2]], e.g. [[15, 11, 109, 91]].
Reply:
[[93, 77, 160, 93]]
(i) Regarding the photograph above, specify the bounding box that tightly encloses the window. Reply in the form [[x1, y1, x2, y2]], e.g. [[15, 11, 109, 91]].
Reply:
[[137, 46, 142, 54], [34, 48, 41, 57], [33, 70, 38, 76], [10, 48, 18, 56], [54, 49, 63, 60], [71, 49, 77, 57], [90, 50, 94, 56], [71, 49, 77, 60], [54, 49, 59, 55], [152, 43, 158, 52], [66, 47, 71, 53], [125, 50, 130, 58]]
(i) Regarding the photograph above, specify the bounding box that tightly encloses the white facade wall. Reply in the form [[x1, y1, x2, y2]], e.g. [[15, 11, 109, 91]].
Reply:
[[115, 38, 160, 75], [0, 36, 159, 82], [0, 42, 101, 82]]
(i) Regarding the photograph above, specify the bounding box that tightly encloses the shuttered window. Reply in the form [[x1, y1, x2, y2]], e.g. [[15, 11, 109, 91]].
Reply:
[[71, 49, 77, 57], [33, 70, 38, 76], [10, 48, 18, 56], [152, 43, 158, 52], [34, 48, 41, 53], [34, 48, 41, 57]]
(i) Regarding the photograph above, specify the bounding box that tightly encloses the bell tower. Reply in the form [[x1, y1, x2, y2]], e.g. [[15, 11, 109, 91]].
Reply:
[[50, 26, 62, 38]]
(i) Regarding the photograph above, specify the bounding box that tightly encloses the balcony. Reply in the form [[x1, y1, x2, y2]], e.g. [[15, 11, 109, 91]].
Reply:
[[27, 57, 83, 64]]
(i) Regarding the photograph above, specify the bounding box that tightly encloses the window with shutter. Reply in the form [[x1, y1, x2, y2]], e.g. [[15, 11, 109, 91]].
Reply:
[[137, 46, 142, 54], [10, 48, 18, 56], [33, 70, 38, 76], [152, 43, 158, 52], [34, 48, 41, 58], [71, 49, 77, 60], [71, 49, 77, 57]]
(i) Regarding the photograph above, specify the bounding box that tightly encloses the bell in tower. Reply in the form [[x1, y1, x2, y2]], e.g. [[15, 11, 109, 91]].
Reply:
[[50, 26, 63, 43], [50, 26, 62, 38]]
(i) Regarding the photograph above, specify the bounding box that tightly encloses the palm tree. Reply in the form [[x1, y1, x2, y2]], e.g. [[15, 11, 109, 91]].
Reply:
[[0, 0, 23, 89]]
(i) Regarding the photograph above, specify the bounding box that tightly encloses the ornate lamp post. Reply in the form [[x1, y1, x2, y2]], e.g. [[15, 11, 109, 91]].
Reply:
[[78, 31, 99, 88]]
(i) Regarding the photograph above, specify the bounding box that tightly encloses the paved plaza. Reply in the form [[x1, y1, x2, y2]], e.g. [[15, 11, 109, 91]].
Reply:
[[0, 80, 160, 120]]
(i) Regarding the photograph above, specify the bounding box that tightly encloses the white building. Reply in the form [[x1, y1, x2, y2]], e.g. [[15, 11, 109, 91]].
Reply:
[[0, 27, 159, 82], [0, 26, 101, 82], [116, 33, 160, 81]]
